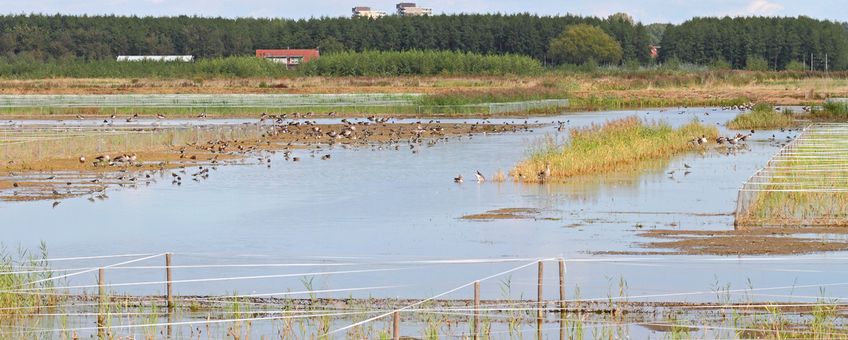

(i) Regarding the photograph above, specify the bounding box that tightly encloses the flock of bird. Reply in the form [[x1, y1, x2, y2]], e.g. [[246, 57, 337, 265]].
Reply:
[[2, 104, 805, 206], [689, 131, 754, 147], [453, 170, 487, 183], [2, 111, 539, 207]]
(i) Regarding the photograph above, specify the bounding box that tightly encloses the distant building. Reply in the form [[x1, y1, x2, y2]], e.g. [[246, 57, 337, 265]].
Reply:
[[116, 55, 193, 62], [396, 2, 431, 16], [352, 6, 387, 18], [649, 45, 660, 59], [255, 49, 320, 69]]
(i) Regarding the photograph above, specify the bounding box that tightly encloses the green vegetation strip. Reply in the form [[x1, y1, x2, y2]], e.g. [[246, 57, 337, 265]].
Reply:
[[726, 102, 848, 131], [512, 116, 718, 182], [736, 123, 848, 227], [727, 104, 795, 130], [0, 93, 568, 116]]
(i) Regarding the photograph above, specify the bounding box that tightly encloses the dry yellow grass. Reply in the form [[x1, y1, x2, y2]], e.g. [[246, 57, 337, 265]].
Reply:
[[512, 116, 719, 182], [0, 74, 845, 108]]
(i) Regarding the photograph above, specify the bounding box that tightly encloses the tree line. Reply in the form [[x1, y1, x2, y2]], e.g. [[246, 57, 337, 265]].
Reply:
[[0, 13, 650, 63], [660, 16, 848, 70], [0, 13, 845, 70]]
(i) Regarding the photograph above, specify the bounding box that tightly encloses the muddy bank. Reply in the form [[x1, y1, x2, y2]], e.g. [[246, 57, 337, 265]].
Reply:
[[0, 121, 534, 202], [461, 208, 562, 221], [462, 208, 542, 220], [603, 226, 848, 256]]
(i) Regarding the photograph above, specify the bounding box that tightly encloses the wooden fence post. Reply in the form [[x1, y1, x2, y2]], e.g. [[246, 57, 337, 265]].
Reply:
[[392, 311, 400, 340], [559, 258, 566, 340], [537, 260, 544, 339], [166, 253, 174, 338], [98, 268, 106, 339], [558, 258, 565, 313], [166, 253, 173, 309], [473, 280, 480, 339]]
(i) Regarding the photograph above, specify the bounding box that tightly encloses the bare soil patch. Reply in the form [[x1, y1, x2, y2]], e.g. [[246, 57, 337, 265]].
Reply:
[[604, 226, 848, 256], [461, 207, 558, 221]]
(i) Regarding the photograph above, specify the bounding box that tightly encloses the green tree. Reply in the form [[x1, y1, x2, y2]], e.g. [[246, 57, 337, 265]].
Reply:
[[317, 37, 345, 55], [785, 60, 807, 71], [548, 24, 623, 65], [746, 55, 769, 71], [645, 23, 668, 45]]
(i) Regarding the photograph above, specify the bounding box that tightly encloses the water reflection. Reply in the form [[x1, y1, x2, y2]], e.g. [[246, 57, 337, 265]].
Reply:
[[3, 107, 840, 301]]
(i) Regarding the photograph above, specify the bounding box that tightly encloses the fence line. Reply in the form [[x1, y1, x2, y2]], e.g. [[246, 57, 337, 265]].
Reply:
[[327, 258, 552, 335], [5, 253, 848, 338], [735, 123, 848, 226]]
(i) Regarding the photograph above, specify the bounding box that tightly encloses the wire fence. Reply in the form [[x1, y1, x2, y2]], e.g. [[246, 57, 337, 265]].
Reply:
[[735, 123, 848, 226], [3, 252, 848, 338]]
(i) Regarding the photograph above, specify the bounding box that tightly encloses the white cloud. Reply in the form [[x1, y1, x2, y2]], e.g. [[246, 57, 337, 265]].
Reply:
[[743, 0, 783, 15]]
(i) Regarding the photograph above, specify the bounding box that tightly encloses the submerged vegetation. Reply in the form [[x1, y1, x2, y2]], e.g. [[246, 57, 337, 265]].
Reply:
[[0, 242, 60, 320], [512, 116, 718, 182], [1, 246, 847, 338], [727, 104, 795, 130]]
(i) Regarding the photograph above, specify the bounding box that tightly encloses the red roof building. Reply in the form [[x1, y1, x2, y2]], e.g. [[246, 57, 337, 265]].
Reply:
[[255, 49, 320, 68]]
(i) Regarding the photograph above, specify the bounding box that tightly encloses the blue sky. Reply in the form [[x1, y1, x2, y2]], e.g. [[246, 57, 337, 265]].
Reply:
[[3, 0, 846, 23]]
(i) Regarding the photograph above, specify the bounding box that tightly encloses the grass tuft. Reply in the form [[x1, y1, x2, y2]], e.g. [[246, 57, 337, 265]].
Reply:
[[727, 104, 795, 130], [512, 116, 718, 182]]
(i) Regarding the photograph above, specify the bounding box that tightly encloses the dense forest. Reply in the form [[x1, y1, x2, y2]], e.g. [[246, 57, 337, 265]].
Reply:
[[0, 14, 651, 63], [660, 16, 848, 70], [0, 13, 845, 71]]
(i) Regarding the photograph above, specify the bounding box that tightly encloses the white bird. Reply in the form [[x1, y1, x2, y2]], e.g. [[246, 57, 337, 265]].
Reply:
[[475, 171, 485, 183]]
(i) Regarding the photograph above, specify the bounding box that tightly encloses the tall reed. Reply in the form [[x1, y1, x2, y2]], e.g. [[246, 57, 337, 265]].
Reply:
[[512, 116, 719, 182]]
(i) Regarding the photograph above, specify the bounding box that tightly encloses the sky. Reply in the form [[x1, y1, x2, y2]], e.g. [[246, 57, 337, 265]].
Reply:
[[1, 0, 846, 24]]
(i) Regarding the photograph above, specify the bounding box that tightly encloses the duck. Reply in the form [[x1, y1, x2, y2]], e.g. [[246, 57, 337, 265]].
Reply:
[[79, 155, 86, 164], [454, 175, 463, 183], [538, 163, 551, 181]]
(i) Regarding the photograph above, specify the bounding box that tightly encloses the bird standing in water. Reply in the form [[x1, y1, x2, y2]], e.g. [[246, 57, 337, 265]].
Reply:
[[475, 171, 485, 183]]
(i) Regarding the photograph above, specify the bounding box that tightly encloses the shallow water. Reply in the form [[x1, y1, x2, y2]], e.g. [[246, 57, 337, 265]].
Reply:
[[2, 108, 842, 306]]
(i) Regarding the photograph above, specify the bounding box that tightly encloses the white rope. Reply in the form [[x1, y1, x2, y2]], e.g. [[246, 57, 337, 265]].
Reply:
[[28, 253, 159, 263], [180, 285, 405, 300], [7, 253, 166, 291], [8, 266, 412, 292], [327, 258, 552, 335]]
